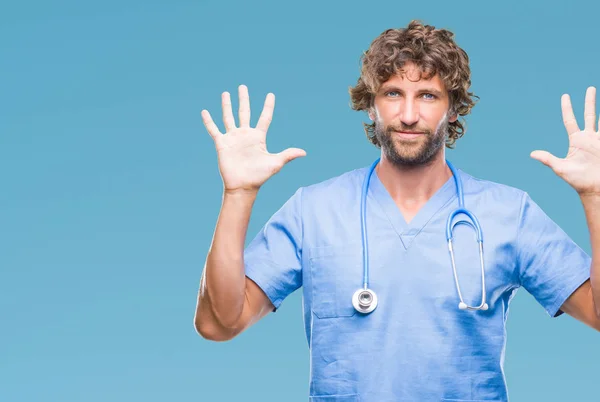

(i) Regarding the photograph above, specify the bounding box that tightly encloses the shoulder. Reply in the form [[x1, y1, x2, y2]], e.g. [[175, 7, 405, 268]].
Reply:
[[299, 166, 368, 200], [284, 165, 369, 219], [458, 168, 528, 206], [456, 168, 534, 224]]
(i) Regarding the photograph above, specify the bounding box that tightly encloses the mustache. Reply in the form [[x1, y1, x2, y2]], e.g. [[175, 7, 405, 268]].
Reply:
[[385, 124, 431, 135]]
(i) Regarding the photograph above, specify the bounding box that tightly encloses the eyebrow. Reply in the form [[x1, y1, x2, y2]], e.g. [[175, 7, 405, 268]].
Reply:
[[379, 85, 444, 97]]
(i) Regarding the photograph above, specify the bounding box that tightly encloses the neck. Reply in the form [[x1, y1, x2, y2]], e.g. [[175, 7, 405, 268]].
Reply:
[[375, 150, 452, 206]]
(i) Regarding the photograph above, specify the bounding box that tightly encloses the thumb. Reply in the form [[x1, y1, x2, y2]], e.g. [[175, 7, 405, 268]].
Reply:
[[530, 150, 561, 169], [277, 147, 307, 165]]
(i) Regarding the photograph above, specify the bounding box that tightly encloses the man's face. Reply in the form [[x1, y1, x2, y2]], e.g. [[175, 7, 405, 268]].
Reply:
[[370, 62, 457, 167]]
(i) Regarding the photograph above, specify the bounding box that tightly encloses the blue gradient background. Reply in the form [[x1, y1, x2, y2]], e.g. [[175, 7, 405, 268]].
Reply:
[[2, 1, 599, 401]]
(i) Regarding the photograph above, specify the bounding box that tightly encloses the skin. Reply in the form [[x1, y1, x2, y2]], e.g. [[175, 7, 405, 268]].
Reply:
[[195, 66, 600, 342], [196, 86, 300, 340], [371, 64, 453, 168], [368, 62, 458, 223], [531, 86, 600, 330]]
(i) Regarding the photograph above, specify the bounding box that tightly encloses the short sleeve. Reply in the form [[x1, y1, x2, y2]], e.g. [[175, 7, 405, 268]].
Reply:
[[516, 192, 591, 317], [243, 187, 304, 312]]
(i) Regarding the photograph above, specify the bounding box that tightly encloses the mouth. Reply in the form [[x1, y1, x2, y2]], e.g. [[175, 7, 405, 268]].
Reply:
[[393, 131, 426, 139]]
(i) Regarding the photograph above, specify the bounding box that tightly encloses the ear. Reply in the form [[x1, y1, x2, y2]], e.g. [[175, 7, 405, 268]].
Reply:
[[368, 106, 376, 121], [448, 113, 458, 123]]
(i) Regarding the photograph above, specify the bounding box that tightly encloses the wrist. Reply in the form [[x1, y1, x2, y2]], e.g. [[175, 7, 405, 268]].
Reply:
[[223, 187, 260, 200], [580, 192, 600, 204]]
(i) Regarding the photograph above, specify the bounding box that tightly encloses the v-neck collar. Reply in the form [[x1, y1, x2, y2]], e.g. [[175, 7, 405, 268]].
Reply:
[[368, 165, 458, 249]]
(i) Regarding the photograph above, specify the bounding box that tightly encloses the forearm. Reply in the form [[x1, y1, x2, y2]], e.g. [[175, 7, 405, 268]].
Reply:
[[197, 189, 258, 329], [580, 194, 600, 316]]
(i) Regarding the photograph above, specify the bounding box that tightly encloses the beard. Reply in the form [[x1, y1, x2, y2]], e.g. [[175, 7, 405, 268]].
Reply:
[[374, 113, 450, 167]]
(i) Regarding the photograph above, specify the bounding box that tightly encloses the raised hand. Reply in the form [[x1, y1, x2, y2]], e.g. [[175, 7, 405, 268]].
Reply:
[[201, 85, 306, 194], [531, 86, 600, 196]]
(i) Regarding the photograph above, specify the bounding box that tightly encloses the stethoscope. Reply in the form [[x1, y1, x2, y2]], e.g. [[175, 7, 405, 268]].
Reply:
[[351, 158, 488, 314]]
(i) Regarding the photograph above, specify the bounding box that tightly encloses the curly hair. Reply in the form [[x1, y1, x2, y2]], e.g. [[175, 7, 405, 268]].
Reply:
[[349, 20, 479, 148]]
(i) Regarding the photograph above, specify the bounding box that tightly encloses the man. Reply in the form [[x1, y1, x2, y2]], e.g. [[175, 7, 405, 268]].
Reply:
[[195, 20, 600, 401]]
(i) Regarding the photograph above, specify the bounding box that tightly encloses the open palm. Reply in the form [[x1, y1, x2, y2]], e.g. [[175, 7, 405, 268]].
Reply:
[[531, 86, 600, 196], [201, 85, 306, 193]]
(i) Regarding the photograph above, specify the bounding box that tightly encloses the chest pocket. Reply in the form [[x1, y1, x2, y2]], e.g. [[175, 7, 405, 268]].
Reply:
[[309, 245, 363, 319]]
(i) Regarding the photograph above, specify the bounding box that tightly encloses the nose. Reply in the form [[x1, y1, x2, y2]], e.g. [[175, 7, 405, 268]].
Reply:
[[400, 98, 419, 126]]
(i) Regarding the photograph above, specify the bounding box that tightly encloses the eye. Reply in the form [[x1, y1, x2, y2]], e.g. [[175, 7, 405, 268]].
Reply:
[[421, 93, 436, 100], [385, 91, 400, 97]]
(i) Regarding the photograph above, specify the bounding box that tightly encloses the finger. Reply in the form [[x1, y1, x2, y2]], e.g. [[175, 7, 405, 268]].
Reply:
[[561, 94, 580, 135], [256, 93, 275, 132], [238, 85, 251, 127], [584, 86, 597, 132], [221, 92, 236, 132], [277, 147, 307, 165], [201, 110, 222, 139], [530, 150, 561, 170]]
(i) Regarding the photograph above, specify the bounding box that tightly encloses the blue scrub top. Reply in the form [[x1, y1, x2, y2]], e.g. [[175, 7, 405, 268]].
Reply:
[[243, 163, 591, 402]]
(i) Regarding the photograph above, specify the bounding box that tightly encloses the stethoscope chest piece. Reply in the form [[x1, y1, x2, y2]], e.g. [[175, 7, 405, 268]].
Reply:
[[352, 288, 378, 314]]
